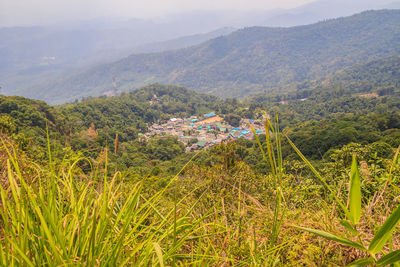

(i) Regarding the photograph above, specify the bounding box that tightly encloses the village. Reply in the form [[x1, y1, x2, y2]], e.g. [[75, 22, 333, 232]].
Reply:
[[144, 113, 265, 152]]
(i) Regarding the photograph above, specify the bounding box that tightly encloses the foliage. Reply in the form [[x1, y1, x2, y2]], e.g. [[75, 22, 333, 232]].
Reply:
[[0, 142, 230, 265], [293, 150, 400, 266], [225, 113, 241, 127]]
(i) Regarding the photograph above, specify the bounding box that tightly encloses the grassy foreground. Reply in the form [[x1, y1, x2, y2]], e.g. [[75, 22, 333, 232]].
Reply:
[[0, 120, 399, 265]]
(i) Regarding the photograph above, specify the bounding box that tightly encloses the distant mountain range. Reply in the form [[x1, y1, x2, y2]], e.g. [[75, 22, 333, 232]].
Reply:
[[119, 27, 236, 55], [1, 0, 400, 104], [0, 26, 235, 97], [261, 0, 400, 27], [0, 21, 235, 82], [15, 9, 400, 104]]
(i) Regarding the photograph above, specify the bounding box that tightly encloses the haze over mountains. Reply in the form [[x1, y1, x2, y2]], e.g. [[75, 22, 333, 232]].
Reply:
[[0, 0, 400, 103], [6, 9, 399, 104], [261, 0, 400, 26], [0, 21, 233, 79], [0, 26, 235, 98]]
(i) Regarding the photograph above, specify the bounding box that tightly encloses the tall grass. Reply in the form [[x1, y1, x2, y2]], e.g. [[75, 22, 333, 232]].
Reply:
[[1, 134, 287, 265], [289, 138, 400, 265], [247, 114, 289, 263], [1, 115, 399, 265], [0, 139, 236, 266]]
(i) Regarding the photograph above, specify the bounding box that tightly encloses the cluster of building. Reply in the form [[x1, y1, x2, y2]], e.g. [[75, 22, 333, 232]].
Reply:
[[145, 112, 265, 152]]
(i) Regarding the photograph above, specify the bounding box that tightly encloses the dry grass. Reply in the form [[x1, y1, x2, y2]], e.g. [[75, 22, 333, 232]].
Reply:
[[198, 115, 224, 125]]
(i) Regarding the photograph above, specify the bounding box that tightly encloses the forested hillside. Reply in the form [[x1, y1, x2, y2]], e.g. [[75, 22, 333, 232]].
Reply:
[[277, 54, 400, 97], [2, 70, 400, 264], [325, 54, 400, 93], [246, 54, 400, 158], [2, 78, 400, 169], [22, 10, 400, 104], [1, 84, 247, 173], [247, 54, 400, 121]]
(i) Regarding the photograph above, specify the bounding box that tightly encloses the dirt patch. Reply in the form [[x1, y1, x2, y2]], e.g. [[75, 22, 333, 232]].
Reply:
[[359, 93, 379, 98], [198, 116, 224, 125]]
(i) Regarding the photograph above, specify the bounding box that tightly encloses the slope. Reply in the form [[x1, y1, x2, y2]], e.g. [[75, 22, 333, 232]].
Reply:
[[23, 10, 400, 104], [324, 54, 400, 93], [0, 25, 234, 100]]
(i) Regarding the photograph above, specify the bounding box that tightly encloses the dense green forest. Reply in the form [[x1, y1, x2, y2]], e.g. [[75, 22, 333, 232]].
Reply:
[[1, 84, 249, 174], [3, 79, 400, 171], [248, 54, 400, 101]]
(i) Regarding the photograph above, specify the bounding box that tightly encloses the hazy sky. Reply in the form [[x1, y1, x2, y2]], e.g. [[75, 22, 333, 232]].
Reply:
[[0, 0, 315, 27]]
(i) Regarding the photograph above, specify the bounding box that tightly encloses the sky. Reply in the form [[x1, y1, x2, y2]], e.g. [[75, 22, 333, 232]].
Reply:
[[0, 0, 315, 27]]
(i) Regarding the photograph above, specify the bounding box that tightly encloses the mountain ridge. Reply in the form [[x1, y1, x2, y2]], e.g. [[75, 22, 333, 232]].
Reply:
[[20, 9, 400, 104]]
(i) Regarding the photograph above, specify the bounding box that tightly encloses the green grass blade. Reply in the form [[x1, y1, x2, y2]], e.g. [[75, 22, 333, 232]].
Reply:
[[45, 120, 52, 167], [5, 237, 35, 267], [369, 204, 400, 254], [153, 242, 165, 267], [286, 135, 349, 217], [295, 226, 366, 251], [246, 119, 268, 166], [389, 144, 400, 181], [340, 220, 359, 235], [349, 155, 361, 225], [346, 257, 374, 267], [376, 249, 400, 266], [264, 117, 277, 177]]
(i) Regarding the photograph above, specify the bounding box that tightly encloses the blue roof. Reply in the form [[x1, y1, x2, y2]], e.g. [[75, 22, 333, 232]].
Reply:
[[205, 112, 216, 117], [255, 130, 263, 134], [248, 119, 254, 123], [241, 130, 250, 135], [189, 123, 195, 126], [233, 128, 239, 131]]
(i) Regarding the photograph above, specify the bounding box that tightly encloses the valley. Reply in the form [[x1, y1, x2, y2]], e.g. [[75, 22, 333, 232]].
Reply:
[[1, 4, 400, 266], [146, 113, 264, 151]]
